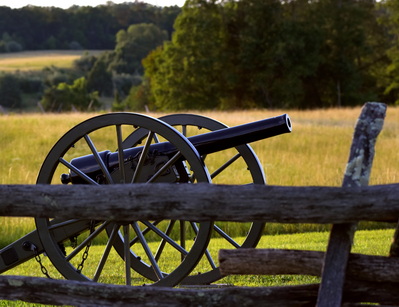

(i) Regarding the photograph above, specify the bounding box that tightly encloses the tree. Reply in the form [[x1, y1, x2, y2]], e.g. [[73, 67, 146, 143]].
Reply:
[[378, 0, 399, 105], [112, 81, 151, 111], [307, 0, 385, 107], [86, 52, 114, 96], [40, 77, 100, 112], [220, 0, 285, 108], [0, 74, 22, 109], [144, 0, 386, 110], [0, 3, 180, 51], [112, 23, 168, 74], [144, 0, 226, 110]]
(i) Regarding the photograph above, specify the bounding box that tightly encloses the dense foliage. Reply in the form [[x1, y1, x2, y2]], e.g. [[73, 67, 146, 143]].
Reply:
[[0, 3, 180, 51], [3, 0, 399, 110], [41, 76, 100, 112], [143, 0, 392, 110]]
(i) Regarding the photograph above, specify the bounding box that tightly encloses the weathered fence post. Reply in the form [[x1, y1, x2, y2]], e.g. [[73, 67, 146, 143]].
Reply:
[[317, 102, 387, 306], [390, 221, 399, 257]]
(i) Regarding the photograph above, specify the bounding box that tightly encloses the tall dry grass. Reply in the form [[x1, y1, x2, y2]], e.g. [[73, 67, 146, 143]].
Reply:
[[200, 107, 399, 186], [0, 50, 104, 71], [0, 106, 398, 246]]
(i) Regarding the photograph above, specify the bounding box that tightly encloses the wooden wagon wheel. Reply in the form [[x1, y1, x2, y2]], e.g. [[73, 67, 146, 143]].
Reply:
[[35, 113, 213, 286], [121, 113, 266, 284]]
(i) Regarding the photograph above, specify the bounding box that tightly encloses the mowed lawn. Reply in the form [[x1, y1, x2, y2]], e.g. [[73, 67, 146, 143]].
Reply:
[[0, 50, 104, 71]]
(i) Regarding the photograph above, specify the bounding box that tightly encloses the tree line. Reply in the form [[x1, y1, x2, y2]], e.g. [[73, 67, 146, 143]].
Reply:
[[2, 0, 399, 111], [0, 21, 168, 111], [140, 0, 395, 110], [0, 2, 180, 51]]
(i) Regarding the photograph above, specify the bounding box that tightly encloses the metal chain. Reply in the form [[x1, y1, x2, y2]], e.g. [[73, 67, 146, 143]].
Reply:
[[33, 245, 52, 279], [28, 221, 96, 278], [76, 220, 95, 274], [70, 236, 78, 249]]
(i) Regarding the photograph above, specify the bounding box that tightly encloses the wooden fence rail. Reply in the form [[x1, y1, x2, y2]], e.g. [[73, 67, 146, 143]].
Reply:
[[1, 183, 399, 223], [0, 183, 398, 306], [1, 274, 398, 307]]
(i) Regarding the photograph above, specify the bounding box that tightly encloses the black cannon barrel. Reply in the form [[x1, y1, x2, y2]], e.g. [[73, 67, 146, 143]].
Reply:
[[67, 114, 291, 181], [106, 113, 291, 166], [187, 113, 291, 156]]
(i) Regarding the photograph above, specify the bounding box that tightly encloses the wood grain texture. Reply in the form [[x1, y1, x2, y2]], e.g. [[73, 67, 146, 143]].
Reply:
[[0, 275, 398, 306], [219, 249, 399, 283], [0, 183, 398, 222]]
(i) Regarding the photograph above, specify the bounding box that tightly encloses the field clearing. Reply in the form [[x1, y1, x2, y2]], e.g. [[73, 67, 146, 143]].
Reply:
[[0, 50, 104, 71], [1, 106, 397, 186], [0, 106, 397, 242]]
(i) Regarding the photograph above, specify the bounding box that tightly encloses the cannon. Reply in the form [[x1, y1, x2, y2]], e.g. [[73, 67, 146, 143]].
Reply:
[[0, 112, 291, 287]]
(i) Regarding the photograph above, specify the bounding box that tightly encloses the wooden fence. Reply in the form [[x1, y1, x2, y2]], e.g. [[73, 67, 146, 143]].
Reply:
[[1, 102, 398, 306]]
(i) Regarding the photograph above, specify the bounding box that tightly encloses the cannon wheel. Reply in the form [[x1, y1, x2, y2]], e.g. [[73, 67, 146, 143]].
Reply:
[[122, 114, 266, 284], [35, 113, 213, 286]]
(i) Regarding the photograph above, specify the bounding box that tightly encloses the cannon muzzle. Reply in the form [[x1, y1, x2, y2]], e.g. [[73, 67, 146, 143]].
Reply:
[[63, 114, 291, 184]]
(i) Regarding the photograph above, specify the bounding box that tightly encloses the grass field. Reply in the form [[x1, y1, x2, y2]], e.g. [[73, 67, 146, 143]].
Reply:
[[3, 229, 393, 284], [0, 50, 103, 71], [1, 107, 398, 186], [0, 229, 393, 306], [0, 107, 398, 305], [0, 107, 397, 244]]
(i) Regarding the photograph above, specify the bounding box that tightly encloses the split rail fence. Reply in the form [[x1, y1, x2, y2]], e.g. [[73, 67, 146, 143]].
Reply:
[[0, 102, 398, 306]]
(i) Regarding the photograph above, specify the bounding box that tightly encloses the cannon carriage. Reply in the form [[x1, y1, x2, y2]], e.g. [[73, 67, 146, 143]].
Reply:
[[0, 112, 291, 287]]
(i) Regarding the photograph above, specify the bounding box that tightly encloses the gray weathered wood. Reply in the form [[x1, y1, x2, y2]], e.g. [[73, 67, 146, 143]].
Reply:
[[0, 275, 318, 306], [219, 249, 399, 282], [317, 102, 387, 307], [0, 275, 398, 306], [0, 183, 399, 222], [342, 280, 399, 305], [389, 220, 399, 257]]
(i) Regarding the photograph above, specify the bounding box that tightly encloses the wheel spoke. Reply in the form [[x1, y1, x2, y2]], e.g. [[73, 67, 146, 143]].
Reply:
[[129, 220, 162, 246], [210, 153, 241, 180], [180, 220, 186, 262], [141, 220, 188, 255], [147, 151, 182, 183], [154, 220, 176, 261], [65, 221, 110, 261], [132, 222, 164, 280], [123, 225, 131, 285], [116, 125, 126, 184], [84, 134, 114, 184], [59, 158, 99, 185], [190, 222, 217, 270], [48, 219, 80, 230], [153, 133, 160, 143], [131, 131, 155, 183], [213, 224, 241, 248], [93, 223, 120, 282]]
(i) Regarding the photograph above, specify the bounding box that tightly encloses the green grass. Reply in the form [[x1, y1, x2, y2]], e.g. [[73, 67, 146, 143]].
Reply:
[[1, 229, 393, 298], [3, 229, 393, 282]]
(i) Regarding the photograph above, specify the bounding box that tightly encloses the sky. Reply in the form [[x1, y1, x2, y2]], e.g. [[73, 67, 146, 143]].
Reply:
[[4, 0, 186, 9]]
